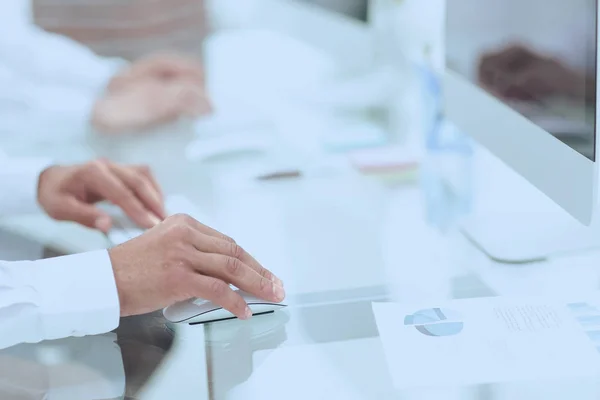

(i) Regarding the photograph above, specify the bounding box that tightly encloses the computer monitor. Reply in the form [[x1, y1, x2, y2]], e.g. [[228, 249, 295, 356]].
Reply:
[[293, 0, 368, 21], [445, 0, 600, 261]]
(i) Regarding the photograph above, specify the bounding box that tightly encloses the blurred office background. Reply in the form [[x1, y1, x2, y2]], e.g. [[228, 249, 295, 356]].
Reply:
[[5, 2, 600, 398], [32, 0, 209, 60], [297, 0, 368, 20], [31, 0, 366, 62]]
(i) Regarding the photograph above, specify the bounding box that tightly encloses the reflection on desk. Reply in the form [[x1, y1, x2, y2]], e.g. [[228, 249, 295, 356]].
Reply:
[[0, 312, 174, 400], [205, 309, 290, 398], [0, 334, 125, 399]]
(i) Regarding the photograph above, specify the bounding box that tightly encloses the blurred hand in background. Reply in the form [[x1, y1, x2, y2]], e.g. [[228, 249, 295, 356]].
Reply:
[[92, 54, 212, 134], [107, 53, 206, 92], [0, 0, 212, 138]]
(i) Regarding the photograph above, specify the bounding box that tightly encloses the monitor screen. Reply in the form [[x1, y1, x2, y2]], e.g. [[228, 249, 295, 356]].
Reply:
[[447, 0, 597, 161], [292, 0, 368, 21]]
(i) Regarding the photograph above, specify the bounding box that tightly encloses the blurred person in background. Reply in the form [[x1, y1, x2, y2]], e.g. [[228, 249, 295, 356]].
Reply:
[[0, 0, 212, 135]]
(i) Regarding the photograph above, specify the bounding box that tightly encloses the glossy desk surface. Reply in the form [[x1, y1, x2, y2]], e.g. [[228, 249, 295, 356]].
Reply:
[[4, 149, 600, 399], [3, 1, 600, 398]]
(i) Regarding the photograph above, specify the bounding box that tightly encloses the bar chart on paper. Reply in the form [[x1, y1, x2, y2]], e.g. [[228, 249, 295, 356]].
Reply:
[[403, 308, 464, 337]]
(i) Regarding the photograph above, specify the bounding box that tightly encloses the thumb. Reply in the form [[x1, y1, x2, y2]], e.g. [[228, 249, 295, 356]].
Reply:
[[58, 197, 113, 233]]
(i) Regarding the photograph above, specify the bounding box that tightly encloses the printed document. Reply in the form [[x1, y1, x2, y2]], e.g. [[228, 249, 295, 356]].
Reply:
[[373, 296, 600, 388]]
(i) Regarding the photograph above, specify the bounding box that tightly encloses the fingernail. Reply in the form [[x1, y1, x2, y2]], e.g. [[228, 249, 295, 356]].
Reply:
[[274, 284, 286, 302], [243, 306, 253, 320], [274, 277, 285, 288], [152, 191, 163, 207], [94, 216, 112, 233]]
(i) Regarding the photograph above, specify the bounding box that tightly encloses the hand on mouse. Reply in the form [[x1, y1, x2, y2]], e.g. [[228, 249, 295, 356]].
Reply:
[[107, 214, 285, 318]]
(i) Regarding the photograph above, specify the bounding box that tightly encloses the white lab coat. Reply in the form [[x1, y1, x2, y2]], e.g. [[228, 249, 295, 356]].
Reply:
[[0, 154, 120, 350], [0, 0, 124, 129]]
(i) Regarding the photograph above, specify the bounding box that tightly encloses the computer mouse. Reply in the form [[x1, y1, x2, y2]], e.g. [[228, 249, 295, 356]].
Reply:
[[163, 290, 287, 325]]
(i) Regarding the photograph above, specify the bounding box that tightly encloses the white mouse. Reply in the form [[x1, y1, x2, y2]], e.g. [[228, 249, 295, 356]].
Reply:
[[163, 290, 287, 325]]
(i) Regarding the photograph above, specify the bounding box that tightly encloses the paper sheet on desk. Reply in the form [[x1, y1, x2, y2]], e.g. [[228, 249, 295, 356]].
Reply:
[[372, 296, 600, 389]]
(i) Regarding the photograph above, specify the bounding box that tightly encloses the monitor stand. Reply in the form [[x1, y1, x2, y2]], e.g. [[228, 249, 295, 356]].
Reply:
[[455, 142, 600, 264], [461, 212, 600, 264]]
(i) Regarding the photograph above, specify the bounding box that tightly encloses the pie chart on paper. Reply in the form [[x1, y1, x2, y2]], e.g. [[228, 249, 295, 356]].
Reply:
[[404, 308, 464, 337]]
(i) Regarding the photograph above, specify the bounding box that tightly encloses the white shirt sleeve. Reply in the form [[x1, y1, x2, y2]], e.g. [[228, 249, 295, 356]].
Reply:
[[0, 251, 120, 350], [0, 1, 126, 124], [0, 0, 126, 92], [0, 151, 52, 215], [0, 63, 105, 129], [0, 154, 120, 350]]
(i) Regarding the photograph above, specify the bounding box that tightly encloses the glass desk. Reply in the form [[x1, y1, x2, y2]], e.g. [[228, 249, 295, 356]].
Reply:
[[179, 150, 600, 399], [3, 145, 600, 399], [1, 5, 599, 393]]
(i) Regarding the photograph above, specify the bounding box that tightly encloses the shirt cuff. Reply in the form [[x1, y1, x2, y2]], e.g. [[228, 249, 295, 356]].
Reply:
[[78, 57, 127, 95], [81, 57, 128, 123], [29, 85, 106, 128], [26, 58, 127, 127], [34, 250, 120, 341], [0, 157, 53, 215]]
